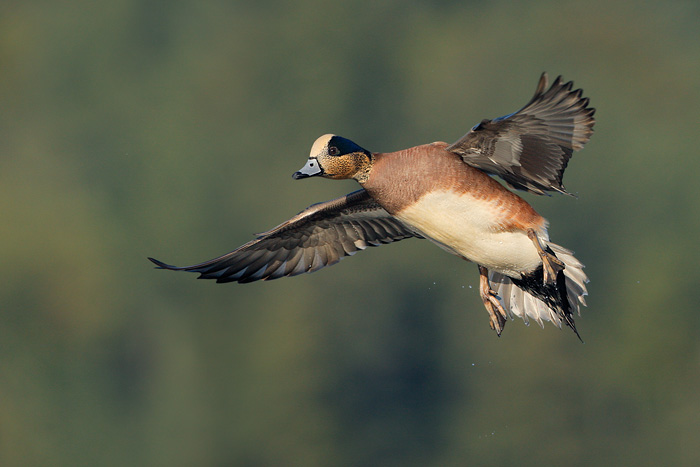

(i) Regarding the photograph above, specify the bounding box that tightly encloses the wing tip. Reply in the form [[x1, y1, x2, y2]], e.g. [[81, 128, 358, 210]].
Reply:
[[148, 256, 182, 270], [536, 72, 549, 95]]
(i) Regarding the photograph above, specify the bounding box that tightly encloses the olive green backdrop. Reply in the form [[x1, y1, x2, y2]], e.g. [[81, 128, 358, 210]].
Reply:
[[2, 0, 699, 465]]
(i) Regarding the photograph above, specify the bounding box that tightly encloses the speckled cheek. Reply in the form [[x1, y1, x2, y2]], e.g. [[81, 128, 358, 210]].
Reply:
[[325, 153, 367, 179]]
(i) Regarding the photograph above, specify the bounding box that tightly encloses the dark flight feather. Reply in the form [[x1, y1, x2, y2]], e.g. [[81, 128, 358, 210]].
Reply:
[[446, 73, 595, 195], [148, 189, 421, 283]]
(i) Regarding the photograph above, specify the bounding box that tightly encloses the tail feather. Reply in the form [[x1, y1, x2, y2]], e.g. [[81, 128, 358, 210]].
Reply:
[[489, 242, 588, 337], [548, 243, 589, 310]]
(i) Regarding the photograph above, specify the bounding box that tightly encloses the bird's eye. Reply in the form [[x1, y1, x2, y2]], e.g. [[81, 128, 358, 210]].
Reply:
[[328, 146, 340, 156]]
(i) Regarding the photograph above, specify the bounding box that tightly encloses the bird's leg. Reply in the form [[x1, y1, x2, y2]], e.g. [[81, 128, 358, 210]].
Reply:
[[479, 265, 507, 336], [527, 229, 565, 285]]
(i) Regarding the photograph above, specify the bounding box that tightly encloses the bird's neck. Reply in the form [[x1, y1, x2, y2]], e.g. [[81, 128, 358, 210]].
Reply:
[[352, 152, 374, 184]]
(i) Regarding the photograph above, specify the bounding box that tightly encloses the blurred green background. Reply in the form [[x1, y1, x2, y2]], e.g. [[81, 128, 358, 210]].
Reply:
[[2, 0, 700, 465]]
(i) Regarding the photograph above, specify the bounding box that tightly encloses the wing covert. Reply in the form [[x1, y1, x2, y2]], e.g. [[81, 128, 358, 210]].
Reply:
[[148, 189, 421, 283]]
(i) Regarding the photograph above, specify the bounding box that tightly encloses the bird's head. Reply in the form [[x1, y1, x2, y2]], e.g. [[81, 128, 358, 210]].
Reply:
[[293, 134, 372, 183]]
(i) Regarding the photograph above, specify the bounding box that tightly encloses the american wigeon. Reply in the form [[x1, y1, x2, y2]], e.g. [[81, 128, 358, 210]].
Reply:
[[150, 73, 594, 338]]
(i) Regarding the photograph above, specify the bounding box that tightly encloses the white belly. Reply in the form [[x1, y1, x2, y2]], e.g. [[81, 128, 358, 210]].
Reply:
[[394, 190, 543, 277]]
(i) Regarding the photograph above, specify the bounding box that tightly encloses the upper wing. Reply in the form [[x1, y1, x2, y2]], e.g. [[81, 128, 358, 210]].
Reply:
[[446, 73, 595, 195], [148, 189, 421, 283]]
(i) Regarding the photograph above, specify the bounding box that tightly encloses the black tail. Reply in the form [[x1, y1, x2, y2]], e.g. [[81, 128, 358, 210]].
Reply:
[[488, 241, 588, 339], [511, 264, 582, 341]]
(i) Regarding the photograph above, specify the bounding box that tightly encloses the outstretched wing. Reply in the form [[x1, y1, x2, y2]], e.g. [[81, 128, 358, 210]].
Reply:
[[446, 73, 595, 195], [149, 189, 421, 283]]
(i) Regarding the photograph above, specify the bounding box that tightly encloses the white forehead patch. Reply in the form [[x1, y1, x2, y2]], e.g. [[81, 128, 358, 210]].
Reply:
[[309, 134, 336, 158]]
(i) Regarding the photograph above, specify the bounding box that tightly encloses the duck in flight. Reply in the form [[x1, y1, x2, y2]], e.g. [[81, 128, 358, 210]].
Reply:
[[149, 73, 595, 338]]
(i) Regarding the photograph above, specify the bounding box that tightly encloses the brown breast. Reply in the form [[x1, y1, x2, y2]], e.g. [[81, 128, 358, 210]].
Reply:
[[361, 142, 545, 232]]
